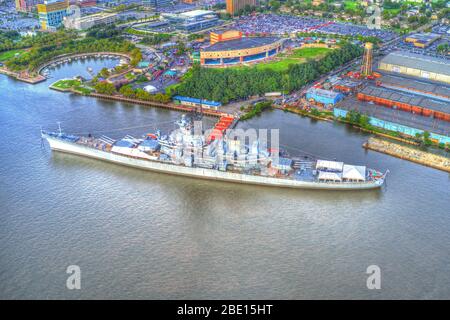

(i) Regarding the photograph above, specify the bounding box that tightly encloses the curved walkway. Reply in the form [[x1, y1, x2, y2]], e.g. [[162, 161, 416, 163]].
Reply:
[[36, 52, 131, 75]]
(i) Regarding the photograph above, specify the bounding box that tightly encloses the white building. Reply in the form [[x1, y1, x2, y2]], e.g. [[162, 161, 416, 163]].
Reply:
[[63, 12, 118, 30]]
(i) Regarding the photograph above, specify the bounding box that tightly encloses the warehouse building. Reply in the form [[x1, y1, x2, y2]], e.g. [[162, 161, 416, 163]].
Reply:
[[379, 74, 450, 101], [306, 88, 344, 107], [357, 85, 450, 122], [335, 98, 450, 144], [173, 96, 222, 110], [404, 33, 441, 48], [378, 51, 450, 84]]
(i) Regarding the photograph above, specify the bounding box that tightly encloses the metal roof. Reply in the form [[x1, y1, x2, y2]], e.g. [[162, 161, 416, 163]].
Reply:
[[380, 74, 450, 98], [379, 51, 450, 76], [203, 37, 281, 52], [360, 85, 450, 114], [307, 88, 343, 99], [173, 95, 222, 107]]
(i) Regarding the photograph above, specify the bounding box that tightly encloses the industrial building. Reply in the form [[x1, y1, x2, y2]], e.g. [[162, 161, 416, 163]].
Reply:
[[306, 88, 344, 106], [379, 74, 450, 101], [333, 79, 363, 94], [226, 0, 256, 15], [404, 33, 441, 48], [63, 11, 117, 30], [335, 98, 450, 144], [15, 0, 42, 12], [173, 96, 222, 110], [161, 10, 219, 33], [357, 85, 450, 122], [200, 30, 283, 67], [142, 0, 172, 9], [378, 51, 450, 84], [37, 0, 69, 31]]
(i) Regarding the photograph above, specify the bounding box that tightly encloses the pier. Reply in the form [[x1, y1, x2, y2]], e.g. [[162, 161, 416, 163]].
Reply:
[[363, 137, 450, 173], [87, 93, 232, 118]]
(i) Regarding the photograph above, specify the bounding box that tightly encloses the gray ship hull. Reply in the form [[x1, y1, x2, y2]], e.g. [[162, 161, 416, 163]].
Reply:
[[44, 135, 385, 190]]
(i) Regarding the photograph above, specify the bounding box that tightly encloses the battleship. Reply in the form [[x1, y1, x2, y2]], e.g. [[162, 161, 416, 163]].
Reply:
[[41, 115, 387, 190]]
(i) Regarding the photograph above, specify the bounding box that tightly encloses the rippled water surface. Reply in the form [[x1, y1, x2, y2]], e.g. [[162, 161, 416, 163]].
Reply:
[[0, 59, 449, 299]]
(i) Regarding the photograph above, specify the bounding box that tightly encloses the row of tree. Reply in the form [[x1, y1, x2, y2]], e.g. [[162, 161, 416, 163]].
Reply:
[[174, 43, 363, 104], [5, 30, 139, 72], [94, 82, 171, 104], [296, 31, 382, 45]]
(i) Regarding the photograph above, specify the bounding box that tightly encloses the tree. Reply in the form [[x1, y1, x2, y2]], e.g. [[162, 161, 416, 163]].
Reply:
[[95, 81, 116, 95], [99, 67, 110, 78]]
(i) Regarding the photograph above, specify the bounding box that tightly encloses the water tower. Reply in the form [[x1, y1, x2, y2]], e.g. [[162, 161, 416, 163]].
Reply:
[[361, 42, 373, 77]]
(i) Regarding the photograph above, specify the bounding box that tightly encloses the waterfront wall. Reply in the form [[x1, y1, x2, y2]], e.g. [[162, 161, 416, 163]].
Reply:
[[364, 137, 450, 173]]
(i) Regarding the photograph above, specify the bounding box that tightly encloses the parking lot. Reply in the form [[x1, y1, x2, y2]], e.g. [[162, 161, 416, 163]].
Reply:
[[226, 13, 396, 41], [0, 2, 40, 32]]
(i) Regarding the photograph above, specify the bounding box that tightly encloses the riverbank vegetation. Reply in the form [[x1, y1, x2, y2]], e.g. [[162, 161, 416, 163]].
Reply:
[[93, 82, 171, 104], [240, 101, 273, 120], [174, 43, 362, 104], [3, 30, 140, 73], [340, 110, 449, 150]]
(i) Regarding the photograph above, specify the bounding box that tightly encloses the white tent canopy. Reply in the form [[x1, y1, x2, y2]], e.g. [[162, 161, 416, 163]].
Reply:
[[318, 171, 342, 182], [316, 160, 344, 172], [342, 165, 366, 182], [144, 85, 158, 93]]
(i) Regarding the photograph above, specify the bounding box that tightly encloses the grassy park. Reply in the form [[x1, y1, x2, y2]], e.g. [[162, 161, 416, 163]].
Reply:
[[234, 47, 332, 72], [0, 49, 26, 62], [50, 79, 93, 95]]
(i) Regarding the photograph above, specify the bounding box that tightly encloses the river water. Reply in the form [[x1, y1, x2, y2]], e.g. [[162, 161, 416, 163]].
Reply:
[[0, 59, 449, 299]]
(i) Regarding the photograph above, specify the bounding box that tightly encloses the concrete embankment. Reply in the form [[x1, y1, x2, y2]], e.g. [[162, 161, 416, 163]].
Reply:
[[363, 137, 450, 173], [0, 67, 46, 84]]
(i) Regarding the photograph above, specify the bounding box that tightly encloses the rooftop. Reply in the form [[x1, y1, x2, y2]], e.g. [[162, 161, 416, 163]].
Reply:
[[360, 85, 450, 114], [338, 97, 450, 136], [203, 37, 281, 52], [307, 88, 343, 99], [180, 10, 215, 19], [379, 51, 450, 77], [405, 33, 441, 43], [380, 74, 450, 99]]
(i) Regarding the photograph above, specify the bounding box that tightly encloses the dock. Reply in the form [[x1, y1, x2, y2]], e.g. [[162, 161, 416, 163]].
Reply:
[[88, 93, 230, 118], [0, 67, 46, 84], [363, 137, 450, 173]]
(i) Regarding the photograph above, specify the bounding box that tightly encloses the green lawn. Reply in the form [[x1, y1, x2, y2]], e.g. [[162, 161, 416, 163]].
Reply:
[[289, 47, 331, 59], [0, 49, 26, 62], [233, 47, 332, 72], [344, 1, 358, 10], [51, 79, 81, 89], [51, 79, 93, 95]]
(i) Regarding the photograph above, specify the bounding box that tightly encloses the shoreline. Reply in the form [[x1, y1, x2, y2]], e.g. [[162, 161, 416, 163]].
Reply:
[[363, 137, 450, 173], [0, 51, 131, 84], [50, 85, 230, 118], [279, 105, 421, 145]]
